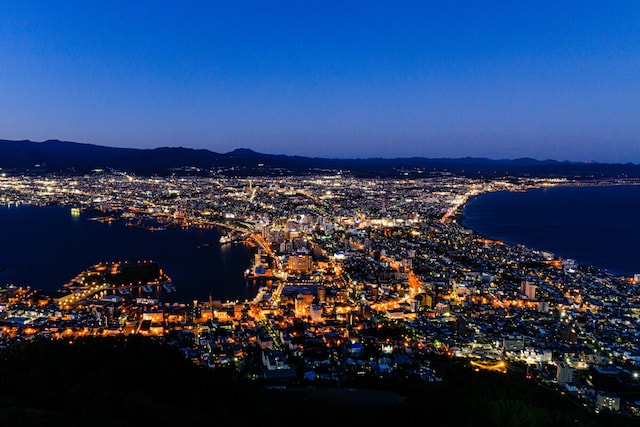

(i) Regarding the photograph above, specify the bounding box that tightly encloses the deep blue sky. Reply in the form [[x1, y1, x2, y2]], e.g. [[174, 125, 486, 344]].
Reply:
[[1, 1, 639, 162]]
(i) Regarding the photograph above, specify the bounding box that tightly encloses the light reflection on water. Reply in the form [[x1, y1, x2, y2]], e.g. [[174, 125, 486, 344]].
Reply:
[[0, 204, 257, 303]]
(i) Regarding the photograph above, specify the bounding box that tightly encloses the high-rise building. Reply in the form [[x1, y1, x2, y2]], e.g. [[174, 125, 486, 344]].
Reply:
[[317, 286, 326, 304], [310, 304, 322, 322], [556, 362, 575, 385], [521, 281, 537, 300], [294, 293, 314, 318]]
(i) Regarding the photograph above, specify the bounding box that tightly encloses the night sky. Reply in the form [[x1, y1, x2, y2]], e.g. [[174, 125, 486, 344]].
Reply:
[[1, 1, 639, 162]]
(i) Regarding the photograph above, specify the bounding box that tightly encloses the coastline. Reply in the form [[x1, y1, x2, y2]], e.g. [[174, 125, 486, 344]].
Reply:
[[455, 182, 640, 278], [0, 204, 256, 302]]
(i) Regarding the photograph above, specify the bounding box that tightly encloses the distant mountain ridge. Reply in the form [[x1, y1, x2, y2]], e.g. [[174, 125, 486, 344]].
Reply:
[[1, 139, 639, 178]]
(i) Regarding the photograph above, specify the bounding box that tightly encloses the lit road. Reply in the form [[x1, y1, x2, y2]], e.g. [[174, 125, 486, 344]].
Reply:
[[469, 359, 508, 374], [206, 220, 282, 270], [440, 187, 483, 224]]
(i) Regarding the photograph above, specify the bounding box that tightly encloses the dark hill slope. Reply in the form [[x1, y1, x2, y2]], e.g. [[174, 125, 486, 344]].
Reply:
[[0, 336, 630, 427]]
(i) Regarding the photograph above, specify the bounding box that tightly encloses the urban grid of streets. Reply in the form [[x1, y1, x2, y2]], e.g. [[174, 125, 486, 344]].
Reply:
[[0, 171, 639, 416]]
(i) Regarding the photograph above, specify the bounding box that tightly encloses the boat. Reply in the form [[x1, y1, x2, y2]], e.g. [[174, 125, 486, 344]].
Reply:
[[219, 235, 231, 244], [96, 216, 116, 223]]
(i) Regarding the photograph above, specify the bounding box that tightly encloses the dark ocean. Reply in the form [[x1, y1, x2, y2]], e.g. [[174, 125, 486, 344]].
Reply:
[[0, 205, 257, 303], [461, 184, 640, 277]]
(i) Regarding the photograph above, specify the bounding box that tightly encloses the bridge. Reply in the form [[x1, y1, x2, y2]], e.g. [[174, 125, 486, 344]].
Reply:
[[206, 220, 282, 270]]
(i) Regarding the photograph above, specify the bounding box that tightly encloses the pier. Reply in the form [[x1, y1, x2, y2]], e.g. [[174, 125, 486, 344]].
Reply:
[[57, 261, 173, 307]]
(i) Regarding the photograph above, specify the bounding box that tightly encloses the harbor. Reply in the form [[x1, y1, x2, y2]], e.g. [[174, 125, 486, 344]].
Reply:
[[58, 260, 174, 307], [0, 204, 256, 304]]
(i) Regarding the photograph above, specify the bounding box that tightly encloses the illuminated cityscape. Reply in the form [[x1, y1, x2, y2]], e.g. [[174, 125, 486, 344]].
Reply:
[[1, 171, 639, 418], [2, 1, 639, 424]]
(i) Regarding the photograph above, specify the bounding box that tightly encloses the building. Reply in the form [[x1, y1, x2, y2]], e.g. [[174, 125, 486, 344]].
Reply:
[[502, 335, 525, 353], [521, 282, 537, 300], [262, 349, 290, 370], [556, 362, 575, 385], [317, 286, 326, 304], [310, 304, 323, 322], [288, 254, 313, 273], [294, 293, 314, 318], [596, 392, 620, 412], [560, 326, 578, 344]]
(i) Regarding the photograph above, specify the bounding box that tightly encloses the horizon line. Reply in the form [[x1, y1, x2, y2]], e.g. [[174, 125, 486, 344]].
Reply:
[[2, 138, 632, 166]]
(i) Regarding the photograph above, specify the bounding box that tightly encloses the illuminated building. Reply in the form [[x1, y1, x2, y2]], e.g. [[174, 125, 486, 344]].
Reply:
[[295, 294, 314, 318], [287, 254, 313, 273], [521, 281, 537, 300], [310, 304, 323, 322], [596, 392, 620, 412]]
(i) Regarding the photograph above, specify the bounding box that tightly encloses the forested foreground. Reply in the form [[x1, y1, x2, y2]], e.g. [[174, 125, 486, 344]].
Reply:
[[0, 336, 636, 427]]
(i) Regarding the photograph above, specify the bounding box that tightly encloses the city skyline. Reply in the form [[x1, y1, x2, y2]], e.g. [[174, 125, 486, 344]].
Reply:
[[2, 171, 640, 422], [1, 1, 639, 163]]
